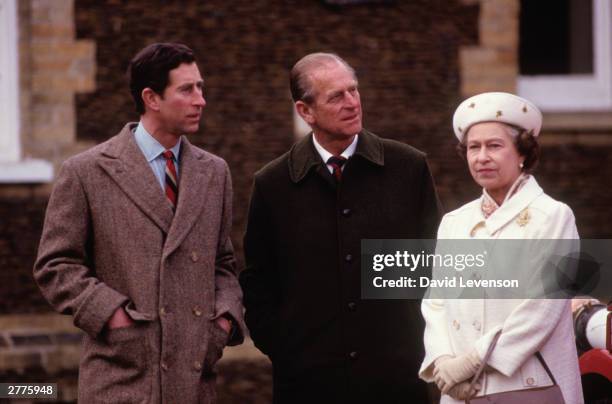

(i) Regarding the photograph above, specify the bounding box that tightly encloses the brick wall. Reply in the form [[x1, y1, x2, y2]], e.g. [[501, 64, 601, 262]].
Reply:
[[72, 0, 481, 260], [459, 0, 612, 238], [0, 187, 50, 314], [18, 0, 96, 168], [2, 1, 611, 401], [4, 0, 609, 319]]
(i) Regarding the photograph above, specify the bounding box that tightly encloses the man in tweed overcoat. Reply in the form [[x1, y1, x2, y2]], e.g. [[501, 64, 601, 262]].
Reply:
[[34, 43, 245, 403]]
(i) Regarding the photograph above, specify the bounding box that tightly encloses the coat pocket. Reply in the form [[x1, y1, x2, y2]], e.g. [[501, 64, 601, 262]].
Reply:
[[80, 323, 151, 403], [202, 323, 228, 376]]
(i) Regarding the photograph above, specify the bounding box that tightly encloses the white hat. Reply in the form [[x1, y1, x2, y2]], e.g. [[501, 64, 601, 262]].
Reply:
[[452, 92, 542, 142]]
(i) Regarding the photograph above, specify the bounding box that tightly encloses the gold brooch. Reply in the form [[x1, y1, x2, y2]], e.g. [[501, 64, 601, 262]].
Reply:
[[470, 221, 486, 237], [516, 208, 530, 227]]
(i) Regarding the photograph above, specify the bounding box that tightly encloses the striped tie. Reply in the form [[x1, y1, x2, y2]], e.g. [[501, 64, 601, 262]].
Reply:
[[327, 156, 347, 182], [162, 150, 178, 209]]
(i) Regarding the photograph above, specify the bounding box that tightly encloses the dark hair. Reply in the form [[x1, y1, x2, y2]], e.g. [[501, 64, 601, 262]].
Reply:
[[289, 52, 356, 103], [456, 124, 540, 173], [128, 43, 196, 114]]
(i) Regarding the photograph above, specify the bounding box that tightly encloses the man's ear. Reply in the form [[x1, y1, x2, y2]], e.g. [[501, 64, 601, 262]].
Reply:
[[295, 101, 315, 125], [142, 88, 161, 112]]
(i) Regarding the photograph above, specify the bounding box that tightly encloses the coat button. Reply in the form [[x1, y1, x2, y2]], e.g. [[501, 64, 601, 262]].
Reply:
[[526, 377, 535, 386], [347, 302, 357, 311], [345, 254, 353, 262], [349, 351, 358, 360], [193, 361, 203, 372], [160, 306, 167, 316], [191, 251, 199, 262], [472, 320, 481, 331], [453, 320, 460, 330], [161, 361, 169, 371], [342, 208, 351, 217], [192, 306, 203, 317]]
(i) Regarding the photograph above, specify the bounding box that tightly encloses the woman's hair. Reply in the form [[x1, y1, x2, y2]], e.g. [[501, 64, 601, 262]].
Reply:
[[456, 123, 540, 172]]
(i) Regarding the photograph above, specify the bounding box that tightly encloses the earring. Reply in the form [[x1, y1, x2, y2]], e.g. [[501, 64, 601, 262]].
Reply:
[[519, 162, 524, 169]]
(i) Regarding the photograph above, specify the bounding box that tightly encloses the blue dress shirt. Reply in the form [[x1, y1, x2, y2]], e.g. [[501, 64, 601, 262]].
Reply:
[[134, 122, 181, 191]]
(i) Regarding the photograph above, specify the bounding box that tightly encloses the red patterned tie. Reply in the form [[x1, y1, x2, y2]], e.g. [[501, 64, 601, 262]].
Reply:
[[327, 156, 347, 182], [162, 150, 178, 209]]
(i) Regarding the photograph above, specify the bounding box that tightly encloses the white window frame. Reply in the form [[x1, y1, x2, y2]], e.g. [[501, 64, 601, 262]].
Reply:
[[0, 0, 20, 163], [0, 0, 52, 183], [517, 0, 612, 112]]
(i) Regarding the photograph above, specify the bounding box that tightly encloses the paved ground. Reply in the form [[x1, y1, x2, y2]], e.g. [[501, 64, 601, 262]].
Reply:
[[216, 338, 273, 404]]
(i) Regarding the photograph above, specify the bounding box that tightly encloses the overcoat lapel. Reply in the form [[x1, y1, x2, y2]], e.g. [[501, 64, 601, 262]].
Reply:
[[97, 124, 174, 233], [163, 137, 213, 259], [484, 176, 543, 235]]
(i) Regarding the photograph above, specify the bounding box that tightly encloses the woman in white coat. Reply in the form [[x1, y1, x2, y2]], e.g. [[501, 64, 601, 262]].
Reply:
[[419, 92, 584, 403]]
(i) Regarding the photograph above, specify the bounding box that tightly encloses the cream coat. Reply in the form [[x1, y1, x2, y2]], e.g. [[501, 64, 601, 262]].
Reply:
[[420, 176, 584, 404]]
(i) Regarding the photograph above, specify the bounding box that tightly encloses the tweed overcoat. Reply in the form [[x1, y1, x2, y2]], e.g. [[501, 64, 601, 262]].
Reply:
[[420, 176, 584, 404], [240, 130, 442, 404], [34, 123, 245, 404]]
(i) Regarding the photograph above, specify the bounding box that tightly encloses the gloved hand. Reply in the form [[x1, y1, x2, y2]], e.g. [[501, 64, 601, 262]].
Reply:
[[447, 380, 481, 400], [433, 350, 482, 394]]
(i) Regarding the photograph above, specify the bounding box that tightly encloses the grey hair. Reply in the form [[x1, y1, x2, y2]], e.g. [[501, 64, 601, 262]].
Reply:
[[289, 53, 356, 103], [502, 123, 522, 138]]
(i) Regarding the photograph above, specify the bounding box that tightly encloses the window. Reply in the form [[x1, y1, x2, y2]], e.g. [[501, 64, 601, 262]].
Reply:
[[517, 0, 612, 111], [0, 0, 20, 163], [0, 0, 52, 183]]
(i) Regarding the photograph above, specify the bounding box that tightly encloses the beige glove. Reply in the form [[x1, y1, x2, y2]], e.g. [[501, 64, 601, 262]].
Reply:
[[447, 381, 481, 400], [433, 350, 482, 394]]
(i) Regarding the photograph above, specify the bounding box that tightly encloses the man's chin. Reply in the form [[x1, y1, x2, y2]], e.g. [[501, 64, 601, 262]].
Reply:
[[182, 124, 201, 135], [346, 123, 362, 135]]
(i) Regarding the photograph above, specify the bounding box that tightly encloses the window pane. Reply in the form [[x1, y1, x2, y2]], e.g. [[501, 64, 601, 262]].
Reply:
[[520, 0, 593, 75]]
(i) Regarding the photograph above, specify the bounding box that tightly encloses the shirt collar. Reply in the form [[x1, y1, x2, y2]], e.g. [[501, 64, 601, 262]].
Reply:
[[312, 133, 359, 163], [288, 130, 383, 184], [134, 121, 182, 162]]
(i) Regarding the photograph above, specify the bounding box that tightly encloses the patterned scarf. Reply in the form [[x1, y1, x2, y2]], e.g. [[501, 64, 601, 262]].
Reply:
[[480, 173, 530, 219]]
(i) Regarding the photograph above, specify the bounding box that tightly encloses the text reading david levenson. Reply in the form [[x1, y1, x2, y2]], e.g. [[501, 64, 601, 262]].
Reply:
[[360, 239, 607, 299]]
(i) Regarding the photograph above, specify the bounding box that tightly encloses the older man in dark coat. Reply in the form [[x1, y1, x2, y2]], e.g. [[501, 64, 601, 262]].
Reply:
[[34, 43, 245, 403], [240, 53, 442, 404]]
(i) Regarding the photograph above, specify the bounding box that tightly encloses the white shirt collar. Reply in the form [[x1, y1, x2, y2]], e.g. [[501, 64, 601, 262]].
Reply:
[[312, 133, 359, 165]]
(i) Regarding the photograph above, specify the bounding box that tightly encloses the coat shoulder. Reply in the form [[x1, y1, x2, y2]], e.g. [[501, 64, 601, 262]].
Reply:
[[443, 198, 480, 219], [379, 136, 427, 161], [190, 143, 230, 170], [529, 192, 574, 218], [253, 151, 291, 184], [370, 133, 429, 175], [437, 198, 480, 237], [62, 135, 120, 170]]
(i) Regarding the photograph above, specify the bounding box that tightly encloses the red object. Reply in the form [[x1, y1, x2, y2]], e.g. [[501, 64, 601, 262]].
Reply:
[[163, 150, 178, 209], [580, 303, 612, 382], [607, 302, 612, 352], [327, 156, 347, 182], [579, 349, 612, 381]]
